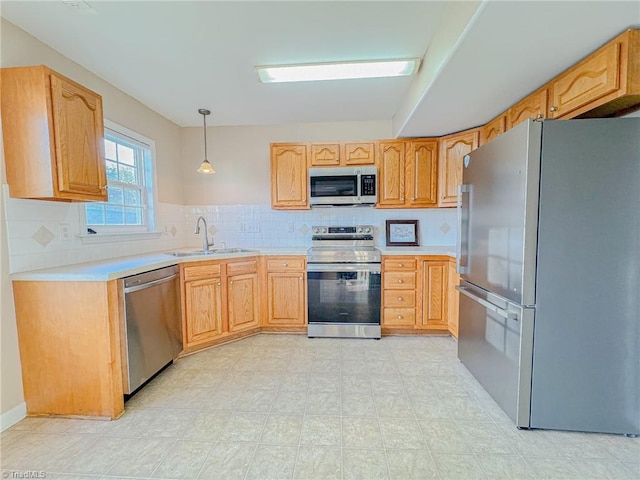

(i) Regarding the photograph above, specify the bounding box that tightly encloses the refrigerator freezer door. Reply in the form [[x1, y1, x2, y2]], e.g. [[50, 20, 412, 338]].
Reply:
[[530, 118, 640, 435], [460, 120, 542, 305], [457, 280, 534, 427]]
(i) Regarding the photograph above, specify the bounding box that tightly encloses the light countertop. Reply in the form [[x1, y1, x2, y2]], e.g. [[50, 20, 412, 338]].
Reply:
[[11, 245, 454, 282]]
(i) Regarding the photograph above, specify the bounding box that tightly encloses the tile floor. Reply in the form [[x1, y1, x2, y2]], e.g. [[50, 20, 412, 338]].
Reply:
[[1, 334, 638, 479]]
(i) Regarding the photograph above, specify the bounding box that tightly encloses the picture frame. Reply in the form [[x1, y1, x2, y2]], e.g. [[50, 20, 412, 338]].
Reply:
[[385, 220, 419, 246]]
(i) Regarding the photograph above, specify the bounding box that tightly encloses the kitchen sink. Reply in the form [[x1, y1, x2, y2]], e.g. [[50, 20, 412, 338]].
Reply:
[[167, 248, 256, 257]]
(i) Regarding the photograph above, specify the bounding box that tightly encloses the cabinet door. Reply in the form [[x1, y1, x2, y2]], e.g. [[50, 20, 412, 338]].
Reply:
[[549, 41, 620, 119], [447, 261, 460, 338], [480, 114, 506, 146], [438, 130, 479, 207], [266, 272, 306, 326], [407, 139, 438, 207], [507, 88, 548, 129], [309, 143, 340, 166], [50, 73, 107, 199], [378, 141, 406, 206], [228, 273, 260, 332], [184, 277, 223, 345], [420, 261, 448, 329], [343, 142, 376, 165], [270, 143, 308, 209]]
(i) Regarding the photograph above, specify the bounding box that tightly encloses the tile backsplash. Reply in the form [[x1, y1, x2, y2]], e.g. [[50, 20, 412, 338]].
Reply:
[[3, 185, 456, 273]]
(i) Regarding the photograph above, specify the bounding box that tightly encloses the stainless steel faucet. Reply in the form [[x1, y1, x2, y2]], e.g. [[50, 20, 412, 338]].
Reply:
[[194, 216, 214, 251]]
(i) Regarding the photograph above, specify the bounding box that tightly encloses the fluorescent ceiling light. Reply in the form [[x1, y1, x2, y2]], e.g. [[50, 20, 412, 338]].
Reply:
[[256, 59, 420, 83]]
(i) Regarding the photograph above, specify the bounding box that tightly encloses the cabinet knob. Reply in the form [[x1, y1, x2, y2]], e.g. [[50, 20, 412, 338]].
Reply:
[[397, 297, 403, 301], [550, 106, 558, 112], [397, 315, 403, 319], [299, 275, 303, 280], [398, 263, 403, 267], [230, 280, 234, 285], [283, 263, 288, 267], [217, 282, 221, 286], [411, 197, 415, 201], [401, 197, 405, 201], [441, 195, 445, 200], [398, 279, 404, 284]]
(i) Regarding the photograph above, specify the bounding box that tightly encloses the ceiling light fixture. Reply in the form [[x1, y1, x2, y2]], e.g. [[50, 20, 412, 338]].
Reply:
[[255, 58, 420, 84], [196, 108, 215, 175]]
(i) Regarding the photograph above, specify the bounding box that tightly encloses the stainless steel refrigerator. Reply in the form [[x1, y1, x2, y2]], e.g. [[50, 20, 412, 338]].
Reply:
[[457, 118, 639, 435]]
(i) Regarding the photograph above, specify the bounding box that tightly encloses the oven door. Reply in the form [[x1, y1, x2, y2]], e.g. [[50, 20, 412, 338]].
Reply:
[[307, 263, 381, 325]]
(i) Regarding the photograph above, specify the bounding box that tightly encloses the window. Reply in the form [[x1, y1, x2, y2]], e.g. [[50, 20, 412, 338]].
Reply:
[[84, 121, 156, 234]]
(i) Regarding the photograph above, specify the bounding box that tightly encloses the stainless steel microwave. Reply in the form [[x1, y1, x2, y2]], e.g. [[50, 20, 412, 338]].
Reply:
[[308, 167, 377, 206]]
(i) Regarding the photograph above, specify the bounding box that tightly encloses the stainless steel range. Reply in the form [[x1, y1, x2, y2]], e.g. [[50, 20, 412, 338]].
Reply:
[[307, 225, 381, 339]]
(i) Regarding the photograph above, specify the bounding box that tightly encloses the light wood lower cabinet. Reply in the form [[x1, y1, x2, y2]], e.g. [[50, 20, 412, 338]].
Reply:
[[228, 272, 260, 333], [184, 277, 223, 345], [419, 261, 448, 331], [262, 256, 307, 329]]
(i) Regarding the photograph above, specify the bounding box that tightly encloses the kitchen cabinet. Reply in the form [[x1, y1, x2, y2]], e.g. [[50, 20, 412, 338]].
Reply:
[[548, 30, 640, 119], [448, 260, 460, 338], [382, 257, 418, 328], [182, 263, 223, 347], [377, 141, 406, 206], [480, 113, 506, 146], [227, 259, 260, 333], [507, 87, 549, 130], [419, 261, 448, 331], [262, 256, 307, 330], [309, 141, 376, 166], [438, 129, 479, 207], [1, 65, 107, 202], [270, 143, 309, 209], [12, 280, 124, 418]]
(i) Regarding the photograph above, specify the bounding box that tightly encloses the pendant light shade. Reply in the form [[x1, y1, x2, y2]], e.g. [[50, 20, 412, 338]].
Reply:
[[197, 108, 215, 174]]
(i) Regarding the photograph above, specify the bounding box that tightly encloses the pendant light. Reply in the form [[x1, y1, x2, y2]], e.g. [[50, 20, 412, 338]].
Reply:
[[196, 108, 215, 174]]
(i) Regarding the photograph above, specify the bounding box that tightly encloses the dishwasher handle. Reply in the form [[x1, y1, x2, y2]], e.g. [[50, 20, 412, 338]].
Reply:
[[123, 273, 178, 294]]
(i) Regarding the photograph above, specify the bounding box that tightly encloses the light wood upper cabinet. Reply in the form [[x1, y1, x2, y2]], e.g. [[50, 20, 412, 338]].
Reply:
[[507, 88, 549, 130], [378, 140, 406, 206], [548, 30, 639, 119], [480, 114, 506, 146], [263, 256, 306, 328], [184, 277, 223, 346], [308, 141, 376, 166], [342, 142, 376, 165], [419, 261, 448, 330], [309, 143, 340, 166], [228, 272, 260, 333], [438, 129, 479, 207], [270, 143, 309, 209], [1, 65, 107, 202], [406, 139, 438, 207]]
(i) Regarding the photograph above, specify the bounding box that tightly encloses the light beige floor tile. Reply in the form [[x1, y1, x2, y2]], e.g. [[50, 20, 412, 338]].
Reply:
[[370, 375, 405, 395], [341, 360, 369, 375], [150, 440, 212, 479], [203, 387, 243, 411], [63, 436, 134, 475], [181, 410, 231, 442], [446, 397, 493, 422], [305, 392, 341, 416], [197, 442, 257, 479], [386, 449, 439, 479], [307, 374, 340, 393], [342, 417, 383, 449], [497, 424, 567, 458], [432, 453, 486, 480], [300, 416, 341, 446], [456, 422, 519, 455], [342, 393, 377, 416], [342, 449, 389, 480], [141, 408, 198, 438], [567, 458, 640, 480], [341, 376, 373, 395], [379, 418, 425, 450], [279, 373, 312, 392], [105, 437, 175, 477], [523, 456, 589, 480], [374, 393, 415, 418], [19, 433, 94, 472], [218, 412, 267, 442], [293, 446, 342, 480], [235, 388, 277, 413], [260, 415, 303, 446], [8, 417, 71, 434], [246, 444, 297, 480], [272, 390, 308, 414], [101, 409, 160, 437], [475, 454, 536, 479], [418, 419, 472, 454]]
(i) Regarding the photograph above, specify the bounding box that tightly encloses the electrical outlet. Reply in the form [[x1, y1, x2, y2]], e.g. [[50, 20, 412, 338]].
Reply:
[[244, 222, 261, 233], [287, 222, 295, 233], [58, 223, 72, 241]]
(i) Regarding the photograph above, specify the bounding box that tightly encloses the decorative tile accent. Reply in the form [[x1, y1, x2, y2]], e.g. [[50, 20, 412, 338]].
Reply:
[[440, 222, 451, 234], [208, 225, 218, 235], [170, 225, 178, 237], [32, 225, 55, 248], [299, 224, 309, 235]]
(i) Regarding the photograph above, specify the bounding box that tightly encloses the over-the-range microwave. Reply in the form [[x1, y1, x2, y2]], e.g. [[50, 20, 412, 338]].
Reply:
[[308, 166, 377, 207]]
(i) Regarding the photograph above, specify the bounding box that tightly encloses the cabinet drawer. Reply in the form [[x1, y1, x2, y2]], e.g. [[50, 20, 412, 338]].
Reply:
[[383, 272, 416, 289], [226, 258, 258, 276], [183, 263, 221, 282], [266, 256, 305, 271], [383, 258, 417, 271], [383, 308, 415, 327], [384, 290, 416, 308]]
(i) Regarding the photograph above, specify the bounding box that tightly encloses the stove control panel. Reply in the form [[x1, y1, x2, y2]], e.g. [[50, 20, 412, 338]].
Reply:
[[312, 225, 374, 236]]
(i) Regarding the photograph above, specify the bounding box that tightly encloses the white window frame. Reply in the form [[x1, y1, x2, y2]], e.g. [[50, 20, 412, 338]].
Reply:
[[80, 120, 159, 242]]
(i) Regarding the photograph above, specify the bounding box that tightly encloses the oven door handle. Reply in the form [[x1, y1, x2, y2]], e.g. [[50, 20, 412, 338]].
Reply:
[[307, 263, 381, 273]]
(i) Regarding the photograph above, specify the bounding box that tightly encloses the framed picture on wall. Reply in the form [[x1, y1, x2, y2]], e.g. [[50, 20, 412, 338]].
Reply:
[[385, 220, 419, 246]]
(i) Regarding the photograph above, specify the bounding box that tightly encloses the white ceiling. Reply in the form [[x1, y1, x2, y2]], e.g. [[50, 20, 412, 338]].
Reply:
[[1, 1, 639, 137]]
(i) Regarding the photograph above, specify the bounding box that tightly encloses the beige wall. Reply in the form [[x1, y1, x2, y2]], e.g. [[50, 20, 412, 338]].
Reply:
[[181, 121, 392, 205], [0, 18, 185, 420]]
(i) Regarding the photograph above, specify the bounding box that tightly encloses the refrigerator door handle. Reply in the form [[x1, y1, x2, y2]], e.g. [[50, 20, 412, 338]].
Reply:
[[456, 285, 519, 321], [456, 184, 471, 274]]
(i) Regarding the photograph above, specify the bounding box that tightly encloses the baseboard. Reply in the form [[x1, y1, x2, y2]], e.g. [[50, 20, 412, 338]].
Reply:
[[1, 402, 26, 432]]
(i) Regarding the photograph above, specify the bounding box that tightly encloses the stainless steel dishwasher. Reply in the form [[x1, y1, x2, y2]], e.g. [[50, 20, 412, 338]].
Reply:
[[122, 265, 182, 394]]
